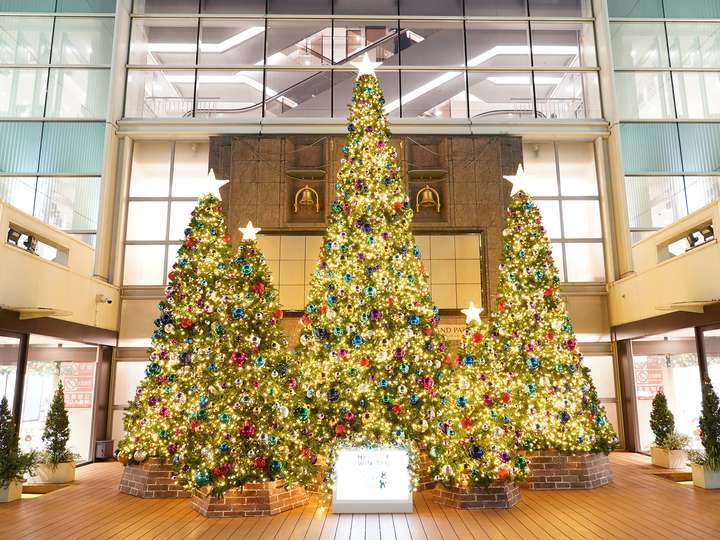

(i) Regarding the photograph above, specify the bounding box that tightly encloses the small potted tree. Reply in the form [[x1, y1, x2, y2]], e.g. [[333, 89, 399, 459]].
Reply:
[[1, 397, 38, 502], [34, 382, 76, 483], [691, 379, 720, 489], [650, 391, 688, 468]]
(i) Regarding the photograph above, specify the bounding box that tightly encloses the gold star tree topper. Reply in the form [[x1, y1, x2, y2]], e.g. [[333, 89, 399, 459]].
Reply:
[[350, 53, 382, 79], [461, 301, 484, 324], [239, 221, 261, 241]]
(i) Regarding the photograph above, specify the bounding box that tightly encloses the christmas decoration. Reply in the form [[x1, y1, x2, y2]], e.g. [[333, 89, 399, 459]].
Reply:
[[41, 381, 73, 467], [170, 223, 314, 496], [486, 191, 617, 454], [698, 378, 720, 472], [296, 65, 449, 492], [650, 391, 675, 447], [0, 397, 38, 495]]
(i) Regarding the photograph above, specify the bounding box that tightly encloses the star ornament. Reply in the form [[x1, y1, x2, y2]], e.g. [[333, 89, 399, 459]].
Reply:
[[503, 164, 530, 195], [461, 301, 484, 324], [239, 221, 261, 241], [350, 53, 382, 79], [199, 169, 230, 200]]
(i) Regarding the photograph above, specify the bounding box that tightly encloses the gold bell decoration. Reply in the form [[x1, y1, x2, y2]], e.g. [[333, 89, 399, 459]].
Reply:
[[416, 185, 441, 213], [294, 185, 320, 213]]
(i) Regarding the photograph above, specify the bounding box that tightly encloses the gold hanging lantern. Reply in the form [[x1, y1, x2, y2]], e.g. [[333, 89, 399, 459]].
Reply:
[[416, 185, 441, 213], [294, 185, 320, 213]]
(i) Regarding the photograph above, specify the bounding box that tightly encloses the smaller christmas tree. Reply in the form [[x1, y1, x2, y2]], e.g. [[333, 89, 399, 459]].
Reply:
[[1, 397, 37, 488], [699, 379, 720, 471], [650, 391, 675, 447], [432, 304, 528, 488], [42, 382, 73, 466]]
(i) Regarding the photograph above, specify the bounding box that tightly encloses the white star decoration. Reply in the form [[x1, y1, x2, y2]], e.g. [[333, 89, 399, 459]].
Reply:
[[503, 164, 529, 195], [199, 169, 229, 200], [350, 53, 382, 79], [461, 301, 484, 324], [239, 221, 261, 241]]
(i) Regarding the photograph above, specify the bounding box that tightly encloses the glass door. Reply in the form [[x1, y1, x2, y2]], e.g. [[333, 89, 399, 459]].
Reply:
[[0, 332, 23, 416], [700, 327, 720, 391]]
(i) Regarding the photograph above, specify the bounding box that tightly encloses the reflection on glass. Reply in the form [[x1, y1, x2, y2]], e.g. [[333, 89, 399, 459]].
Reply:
[[531, 22, 596, 68], [46, 69, 110, 118], [169, 201, 197, 240], [334, 0, 398, 15], [172, 141, 210, 197], [126, 201, 168, 241], [0, 177, 36, 215], [51, 17, 114, 65], [34, 177, 101, 231], [632, 330, 702, 452], [333, 70, 400, 118], [264, 70, 331, 117], [123, 244, 166, 285], [620, 123, 683, 173], [268, 0, 331, 14], [685, 176, 720, 213], [678, 123, 720, 173], [0, 336, 19, 412], [607, 0, 663, 18], [673, 72, 720, 119], [399, 0, 462, 16], [668, 23, 720, 68], [0, 17, 52, 64], [562, 200, 602, 238], [201, 0, 265, 13], [529, 0, 592, 17], [535, 72, 601, 120], [266, 19, 331, 66], [0, 121, 42, 173], [466, 0, 527, 16], [56, 0, 117, 12], [0, 68, 48, 117], [129, 18, 198, 66], [400, 70, 466, 118], [535, 200, 562, 238], [615, 71, 675, 120], [332, 20, 399, 65], [521, 142, 559, 196], [39, 121, 105, 174], [468, 72, 533, 119], [610, 22, 669, 69], [564, 242, 605, 281], [195, 70, 263, 118], [199, 19, 265, 65], [400, 21, 465, 67], [133, 0, 199, 13], [112, 362, 147, 407], [129, 141, 172, 197], [625, 176, 688, 230], [558, 142, 599, 196], [465, 22, 530, 68], [20, 337, 98, 462], [125, 69, 196, 118]]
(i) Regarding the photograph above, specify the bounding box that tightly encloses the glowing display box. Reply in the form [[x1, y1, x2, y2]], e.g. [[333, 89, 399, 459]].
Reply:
[[332, 446, 413, 513]]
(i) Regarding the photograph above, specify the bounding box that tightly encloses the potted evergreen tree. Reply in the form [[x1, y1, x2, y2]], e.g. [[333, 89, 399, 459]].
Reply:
[[33, 382, 76, 483], [650, 391, 688, 468], [691, 379, 720, 489], [1, 397, 38, 502]]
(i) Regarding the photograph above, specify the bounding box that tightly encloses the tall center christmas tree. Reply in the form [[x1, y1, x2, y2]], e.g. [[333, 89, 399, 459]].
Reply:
[[297, 56, 449, 482]]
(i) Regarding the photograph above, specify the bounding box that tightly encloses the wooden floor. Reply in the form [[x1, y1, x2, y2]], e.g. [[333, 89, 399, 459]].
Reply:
[[1, 453, 719, 539]]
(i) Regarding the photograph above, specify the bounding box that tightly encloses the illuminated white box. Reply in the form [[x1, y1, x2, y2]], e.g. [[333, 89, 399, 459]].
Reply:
[[332, 446, 413, 513]]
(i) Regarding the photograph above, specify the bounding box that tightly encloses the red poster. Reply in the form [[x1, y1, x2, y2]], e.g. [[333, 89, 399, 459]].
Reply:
[[60, 363, 95, 409], [634, 356, 664, 400]]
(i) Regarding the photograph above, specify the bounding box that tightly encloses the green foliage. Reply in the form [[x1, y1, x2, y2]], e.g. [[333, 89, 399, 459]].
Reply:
[[0, 397, 38, 488], [42, 381, 73, 467], [659, 431, 690, 451], [699, 378, 720, 471], [650, 391, 675, 446]]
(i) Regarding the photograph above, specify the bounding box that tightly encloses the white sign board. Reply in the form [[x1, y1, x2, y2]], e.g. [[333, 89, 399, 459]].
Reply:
[[332, 446, 413, 513]]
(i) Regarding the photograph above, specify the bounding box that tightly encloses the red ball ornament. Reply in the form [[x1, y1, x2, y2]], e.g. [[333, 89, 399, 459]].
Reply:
[[460, 417, 473, 429], [185, 238, 197, 249], [344, 411, 355, 421], [213, 466, 227, 477], [501, 391, 511, 403], [393, 201, 403, 210], [320, 305, 327, 314], [544, 287, 554, 297], [223, 233, 231, 243], [359, 357, 370, 367], [180, 318, 193, 329], [273, 309, 284, 320], [391, 404, 402, 414], [472, 331, 483, 344], [442, 355, 453, 365], [498, 303, 506, 312], [387, 297, 394, 305], [302, 447, 312, 459], [254, 456, 267, 469], [498, 467, 509, 480], [423, 326, 432, 336], [253, 282, 266, 294], [168, 271, 176, 282], [419, 263, 426, 273], [545, 330, 555, 341], [335, 424, 346, 436], [189, 418, 200, 430], [288, 377, 298, 390], [231, 351, 246, 365], [302, 314, 311, 325]]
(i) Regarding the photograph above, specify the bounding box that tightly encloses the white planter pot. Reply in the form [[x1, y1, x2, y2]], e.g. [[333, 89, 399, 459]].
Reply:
[[691, 463, 720, 489], [0, 480, 23, 503], [29, 462, 76, 484], [651, 447, 687, 469]]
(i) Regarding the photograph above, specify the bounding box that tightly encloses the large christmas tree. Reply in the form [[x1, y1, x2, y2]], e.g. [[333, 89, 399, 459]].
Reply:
[[170, 222, 315, 494], [486, 190, 616, 454], [297, 57, 450, 483], [432, 305, 528, 487], [117, 187, 232, 464]]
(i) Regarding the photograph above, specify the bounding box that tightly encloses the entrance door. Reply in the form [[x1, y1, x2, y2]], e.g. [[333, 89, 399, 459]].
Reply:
[[0, 331, 24, 420]]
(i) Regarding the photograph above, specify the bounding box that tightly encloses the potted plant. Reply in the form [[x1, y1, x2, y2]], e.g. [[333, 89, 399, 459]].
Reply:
[[691, 379, 720, 489], [0, 397, 38, 502], [650, 392, 688, 468], [33, 382, 77, 484]]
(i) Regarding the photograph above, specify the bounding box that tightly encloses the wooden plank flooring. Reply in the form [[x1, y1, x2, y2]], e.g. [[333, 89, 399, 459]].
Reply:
[[1, 453, 719, 539]]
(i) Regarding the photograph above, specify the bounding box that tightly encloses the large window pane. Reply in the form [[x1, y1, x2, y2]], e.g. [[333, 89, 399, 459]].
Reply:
[[610, 23, 669, 69], [0, 17, 52, 64], [125, 69, 195, 118], [564, 242, 605, 282], [521, 142, 559, 196], [615, 72, 675, 120], [400, 21, 464, 67], [198, 19, 265, 66], [334, 70, 399, 118], [468, 72, 534, 120], [668, 23, 720, 68], [536, 200, 562, 238], [400, 70, 466, 118], [607, 0, 663, 18], [133, 0, 199, 13], [332, 20, 399, 65], [0, 0, 55, 11], [195, 70, 263, 119], [620, 123, 682, 173], [531, 22, 596, 68], [465, 22, 530, 68], [625, 176, 687, 229], [333, 0, 398, 16], [39, 121, 105, 174], [562, 200, 602, 238], [201, 0, 265, 13], [129, 141, 171, 197], [264, 70, 331, 118], [535, 72, 601, 120], [0, 68, 48, 117], [0, 177, 36, 215], [34, 176, 101, 231], [46, 68, 110, 118], [558, 142, 598, 196], [465, 0, 526, 16], [129, 18, 198, 66], [399, 0, 461, 16], [268, 0, 331, 14], [123, 244, 166, 285], [51, 17, 114, 65], [0, 336, 19, 412], [112, 362, 146, 407], [703, 329, 720, 394], [56, 0, 117, 12], [678, 123, 720, 173], [529, 0, 592, 17], [665, 0, 720, 19], [673, 72, 720, 119], [0, 121, 42, 173], [126, 201, 168, 240], [169, 200, 197, 240], [685, 176, 720, 213], [172, 141, 209, 197], [266, 19, 331, 66]]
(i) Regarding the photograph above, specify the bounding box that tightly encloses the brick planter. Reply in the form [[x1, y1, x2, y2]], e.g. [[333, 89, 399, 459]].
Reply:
[[191, 481, 308, 517], [522, 449, 612, 490], [417, 451, 436, 491], [433, 481, 521, 509], [118, 459, 189, 499]]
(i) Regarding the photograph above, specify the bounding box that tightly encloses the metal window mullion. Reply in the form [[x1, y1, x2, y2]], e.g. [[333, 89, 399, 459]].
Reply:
[[261, 12, 268, 118], [462, 0, 470, 120]]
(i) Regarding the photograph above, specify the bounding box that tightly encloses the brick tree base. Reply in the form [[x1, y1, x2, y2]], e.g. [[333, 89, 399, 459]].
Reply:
[[118, 459, 189, 499], [433, 482, 521, 509], [523, 449, 612, 490], [191, 481, 308, 517], [417, 451, 436, 491]]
